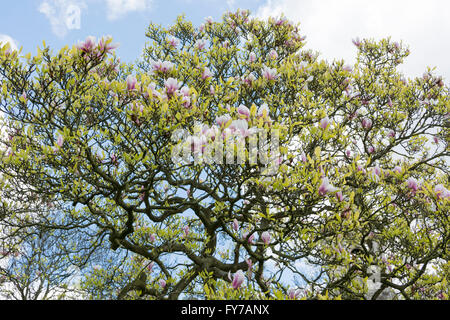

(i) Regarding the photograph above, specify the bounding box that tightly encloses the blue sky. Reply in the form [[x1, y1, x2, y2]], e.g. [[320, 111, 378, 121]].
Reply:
[[1, 0, 449, 80]]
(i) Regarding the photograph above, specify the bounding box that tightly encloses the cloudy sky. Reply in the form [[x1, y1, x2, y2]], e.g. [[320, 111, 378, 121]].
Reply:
[[0, 0, 449, 82]]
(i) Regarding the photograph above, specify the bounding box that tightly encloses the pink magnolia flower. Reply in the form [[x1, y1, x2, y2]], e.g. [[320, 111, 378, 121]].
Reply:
[[319, 116, 330, 130], [368, 146, 375, 154], [230, 119, 248, 135], [246, 258, 253, 277], [195, 38, 207, 50], [216, 114, 232, 128], [335, 191, 344, 202], [205, 16, 213, 24], [393, 166, 402, 174], [209, 85, 215, 95], [374, 165, 382, 177], [249, 52, 257, 63], [345, 150, 352, 158], [237, 105, 250, 119], [387, 130, 396, 139], [147, 262, 154, 273], [433, 136, 439, 144], [98, 35, 119, 53], [352, 37, 361, 47], [126, 75, 137, 91], [301, 151, 307, 163], [56, 134, 64, 147], [343, 65, 353, 72], [149, 233, 156, 243], [232, 219, 239, 231], [261, 231, 271, 245], [231, 270, 245, 289], [183, 225, 190, 237], [180, 86, 190, 97], [201, 67, 213, 80], [167, 36, 180, 48], [288, 288, 300, 299], [244, 232, 255, 244], [78, 36, 96, 53], [262, 66, 278, 80], [152, 60, 174, 73], [243, 73, 256, 86], [406, 177, 419, 193], [434, 184, 449, 200], [268, 49, 278, 60], [159, 279, 166, 288], [206, 125, 219, 142], [361, 118, 372, 130], [164, 77, 180, 96], [318, 177, 338, 196]]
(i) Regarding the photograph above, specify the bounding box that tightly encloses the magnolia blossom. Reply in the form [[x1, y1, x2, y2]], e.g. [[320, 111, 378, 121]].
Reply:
[[179, 86, 190, 97], [216, 114, 232, 128], [205, 16, 213, 24], [152, 60, 174, 73], [209, 85, 215, 95], [201, 67, 213, 80], [434, 184, 449, 200], [352, 37, 361, 47], [393, 166, 402, 174], [126, 75, 137, 91], [368, 146, 375, 154], [183, 225, 190, 237], [159, 279, 166, 288], [167, 36, 180, 48], [77, 35, 96, 53], [288, 288, 300, 299], [243, 73, 256, 86], [318, 177, 338, 196], [56, 134, 64, 147], [249, 52, 257, 63], [230, 119, 248, 135], [268, 49, 278, 60], [262, 66, 278, 80], [406, 177, 419, 193], [231, 270, 245, 290], [164, 77, 180, 96], [343, 65, 353, 72], [387, 130, 396, 139], [195, 38, 207, 50], [232, 219, 239, 231], [335, 191, 344, 202], [237, 105, 250, 119], [246, 258, 253, 278], [98, 35, 119, 53], [301, 152, 307, 163], [206, 125, 219, 141], [361, 118, 372, 130], [261, 231, 271, 245], [319, 116, 330, 130], [149, 233, 156, 242], [244, 232, 255, 244]]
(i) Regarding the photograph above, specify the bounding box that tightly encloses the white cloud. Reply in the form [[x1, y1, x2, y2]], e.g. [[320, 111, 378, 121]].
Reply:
[[255, 0, 450, 82], [0, 34, 18, 51], [105, 0, 153, 21], [39, 0, 85, 38]]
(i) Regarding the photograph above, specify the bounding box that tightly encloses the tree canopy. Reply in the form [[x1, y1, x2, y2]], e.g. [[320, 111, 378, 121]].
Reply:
[[0, 10, 449, 300]]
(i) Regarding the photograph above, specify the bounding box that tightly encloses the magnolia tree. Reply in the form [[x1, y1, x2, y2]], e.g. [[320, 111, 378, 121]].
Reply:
[[0, 10, 449, 300]]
